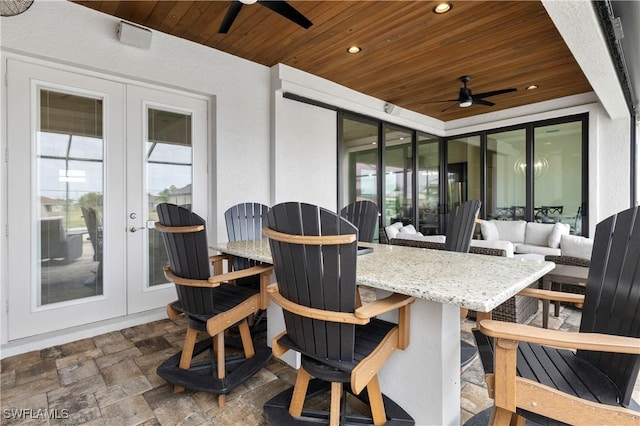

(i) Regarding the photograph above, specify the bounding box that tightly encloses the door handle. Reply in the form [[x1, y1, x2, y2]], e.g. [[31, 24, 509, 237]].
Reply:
[[129, 226, 145, 233]]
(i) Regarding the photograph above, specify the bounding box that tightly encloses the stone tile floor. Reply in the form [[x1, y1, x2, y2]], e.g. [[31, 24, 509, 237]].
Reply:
[[1, 302, 637, 425]]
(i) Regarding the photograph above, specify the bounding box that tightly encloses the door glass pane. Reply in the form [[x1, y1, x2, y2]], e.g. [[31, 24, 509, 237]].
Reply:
[[38, 89, 104, 305], [486, 129, 526, 220], [417, 133, 440, 235], [147, 108, 193, 286], [384, 127, 413, 226], [534, 121, 583, 234], [447, 136, 481, 214]]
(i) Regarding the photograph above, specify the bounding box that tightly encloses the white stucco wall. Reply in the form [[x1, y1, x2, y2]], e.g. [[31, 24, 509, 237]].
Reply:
[[271, 90, 338, 210]]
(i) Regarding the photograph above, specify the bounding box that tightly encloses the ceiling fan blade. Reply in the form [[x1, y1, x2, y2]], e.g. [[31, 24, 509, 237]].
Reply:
[[425, 99, 460, 104], [474, 99, 495, 107], [259, 1, 313, 29], [472, 88, 517, 99], [219, 1, 244, 34], [441, 102, 459, 113]]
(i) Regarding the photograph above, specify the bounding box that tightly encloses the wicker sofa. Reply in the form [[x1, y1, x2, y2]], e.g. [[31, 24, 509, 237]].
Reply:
[[379, 227, 538, 323]]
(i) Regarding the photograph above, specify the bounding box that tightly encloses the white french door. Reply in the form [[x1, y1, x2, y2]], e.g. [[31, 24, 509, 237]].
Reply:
[[125, 86, 208, 313], [6, 60, 208, 339]]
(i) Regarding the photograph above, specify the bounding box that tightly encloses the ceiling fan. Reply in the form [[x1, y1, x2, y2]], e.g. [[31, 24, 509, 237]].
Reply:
[[433, 75, 517, 112], [219, 0, 313, 34]]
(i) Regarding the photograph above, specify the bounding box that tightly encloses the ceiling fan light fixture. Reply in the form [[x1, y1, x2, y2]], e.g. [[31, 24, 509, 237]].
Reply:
[[459, 99, 472, 108], [240, 0, 257, 4], [433, 2, 452, 14]]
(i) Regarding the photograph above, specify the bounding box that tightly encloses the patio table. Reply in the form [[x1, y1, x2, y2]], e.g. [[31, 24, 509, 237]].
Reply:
[[211, 239, 554, 425]]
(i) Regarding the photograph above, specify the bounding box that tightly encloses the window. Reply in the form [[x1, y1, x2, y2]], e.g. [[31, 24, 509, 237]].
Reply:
[[339, 113, 588, 237]]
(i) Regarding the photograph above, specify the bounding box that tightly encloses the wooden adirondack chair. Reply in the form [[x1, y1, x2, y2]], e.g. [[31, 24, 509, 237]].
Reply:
[[154, 203, 272, 408], [263, 202, 415, 426], [223, 202, 270, 284], [472, 206, 640, 425], [340, 199, 379, 243]]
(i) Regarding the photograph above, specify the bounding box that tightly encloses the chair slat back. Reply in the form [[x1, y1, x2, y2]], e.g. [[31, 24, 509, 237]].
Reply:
[[156, 203, 214, 315], [225, 202, 269, 271], [267, 202, 358, 361], [445, 200, 481, 253], [578, 206, 640, 406], [340, 200, 379, 243]]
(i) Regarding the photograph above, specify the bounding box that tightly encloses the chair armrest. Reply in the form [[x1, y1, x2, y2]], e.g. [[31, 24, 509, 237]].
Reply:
[[209, 254, 230, 263], [518, 287, 584, 304], [267, 283, 370, 325], [209, 254, 231, 275], [208, 264, 273, 285], [354, 293, 415, 319], [478, 319, 640, 355], [163, 265, 219, 288], [544, 255, 590, 268]]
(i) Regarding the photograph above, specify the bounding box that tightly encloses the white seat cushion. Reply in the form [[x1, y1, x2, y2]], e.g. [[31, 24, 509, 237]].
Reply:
[[480, 220, 499, 241], [399, 224, 419, 235], [493, 220, 526, 243], [560, 234, 593, 260], [394, 233, 446, 243], [516, 243, 561, 256], [384, 222, 403, 240], [524, 222, 556, 247]]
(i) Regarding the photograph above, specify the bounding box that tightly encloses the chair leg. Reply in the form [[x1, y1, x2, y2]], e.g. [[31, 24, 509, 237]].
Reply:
[[329, 382, 342, 426], [175, 326, 198, 393], [216, 332, 226, 408], [238, 319, 255, 358], [510, 413, 526, 426], [490, 406, 516, 425], [289, 367, 311, 416], [366, 376, 387, 426]]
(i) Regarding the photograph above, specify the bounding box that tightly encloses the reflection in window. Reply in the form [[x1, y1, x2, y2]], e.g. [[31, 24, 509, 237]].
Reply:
[[384, 128, 413, 226], [447, 136, 481, 213], [486, 129, 526, 220], [147, 108, 193, 286], [417, 134, 440, 234], [38, 89, 104, 305], [534, 122, 583, 234]]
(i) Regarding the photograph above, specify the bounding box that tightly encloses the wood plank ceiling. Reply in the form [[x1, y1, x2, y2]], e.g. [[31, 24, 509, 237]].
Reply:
[[73, 0, 593, 121]]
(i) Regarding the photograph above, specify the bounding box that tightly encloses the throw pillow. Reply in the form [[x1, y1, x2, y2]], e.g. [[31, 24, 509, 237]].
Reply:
[[493, 220, 527, 243], [560, 234, 594, 260], [384, 222, 403, 240], [547, 222, 570, 248], [524, 222, 554, 247], [400, 224, 418, 234], [480, 220, 499, 241]]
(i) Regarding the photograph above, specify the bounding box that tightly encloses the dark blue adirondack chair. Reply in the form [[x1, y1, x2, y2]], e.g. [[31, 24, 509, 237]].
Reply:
[[154, 203, 272, 408], [470, 206, 640, 425], [263, 202, 415, 425], [340, 199, 379, 243]]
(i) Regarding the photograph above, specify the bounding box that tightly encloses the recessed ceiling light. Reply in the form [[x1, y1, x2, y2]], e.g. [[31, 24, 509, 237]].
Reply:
[[526, 84, 539, 90], [347, 46, 362, 54], [433, 2, 452, 14]]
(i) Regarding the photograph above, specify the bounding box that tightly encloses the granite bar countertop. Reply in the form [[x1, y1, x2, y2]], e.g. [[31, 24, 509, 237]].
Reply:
[[210, 239, 555, 312]]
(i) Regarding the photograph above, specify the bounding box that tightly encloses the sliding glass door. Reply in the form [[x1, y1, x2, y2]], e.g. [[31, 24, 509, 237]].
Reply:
[[384, 126, 413, 226], [417, 133, 442, 235], [533, 121, 584, 234], [486, 129, 526, 220], [446, 136, 481, 214]]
